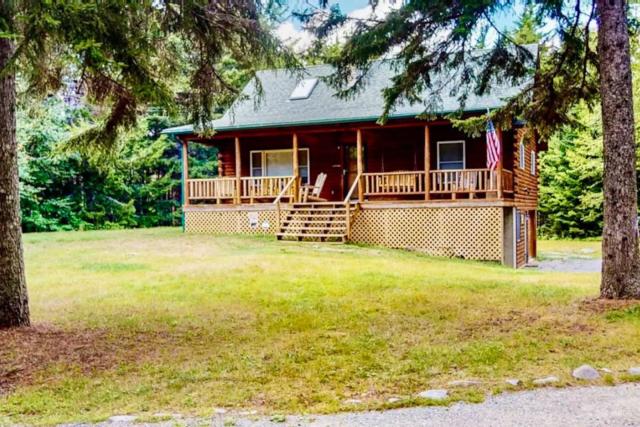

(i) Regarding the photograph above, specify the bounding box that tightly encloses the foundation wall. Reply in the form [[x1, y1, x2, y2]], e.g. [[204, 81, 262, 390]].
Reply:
[[185, 204, 505, 262], [185, 205, 279, 235], [350, 206, 503, 261]]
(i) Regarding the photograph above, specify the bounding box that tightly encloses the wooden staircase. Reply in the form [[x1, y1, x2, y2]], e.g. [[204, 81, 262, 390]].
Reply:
[[276, 202, 358, 242]]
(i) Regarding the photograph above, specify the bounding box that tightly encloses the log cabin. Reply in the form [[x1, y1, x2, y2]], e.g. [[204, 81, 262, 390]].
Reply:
[[163, 46, 539, 268]]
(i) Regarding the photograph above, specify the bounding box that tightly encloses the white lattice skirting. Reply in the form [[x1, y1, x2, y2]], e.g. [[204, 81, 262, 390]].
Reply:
[[184, 205, 503, 261], [350, 206, 502, 261]]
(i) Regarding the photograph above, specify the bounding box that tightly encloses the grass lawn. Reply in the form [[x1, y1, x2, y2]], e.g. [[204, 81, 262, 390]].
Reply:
[[537, 239, 602, 260], [1, 228, 639, 425]]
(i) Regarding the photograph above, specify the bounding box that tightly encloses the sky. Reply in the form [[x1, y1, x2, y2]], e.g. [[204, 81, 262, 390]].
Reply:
[[276, 0, 525, 53], [276, 0, 404, 52]]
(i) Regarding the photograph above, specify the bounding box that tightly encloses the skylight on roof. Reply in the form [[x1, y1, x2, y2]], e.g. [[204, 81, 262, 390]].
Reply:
[[289, 78, 318, 100]]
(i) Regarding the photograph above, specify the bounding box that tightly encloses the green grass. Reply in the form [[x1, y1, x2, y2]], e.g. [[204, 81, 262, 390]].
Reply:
[[1, 228, 638, 426], [537, 238, 602, 260]]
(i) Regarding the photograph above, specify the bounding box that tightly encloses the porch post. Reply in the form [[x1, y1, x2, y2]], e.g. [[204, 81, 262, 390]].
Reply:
[[182, 140, 189, 207], [497, 128, 503, 199], [424, 125, 431, 200], [356, 128, 364, 202], [235, 137, 241, 204], [292, 133, 300, 202]]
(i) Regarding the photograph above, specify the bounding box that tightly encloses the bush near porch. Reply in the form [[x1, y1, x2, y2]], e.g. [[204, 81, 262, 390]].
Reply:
[[1, 228, 638, 425]]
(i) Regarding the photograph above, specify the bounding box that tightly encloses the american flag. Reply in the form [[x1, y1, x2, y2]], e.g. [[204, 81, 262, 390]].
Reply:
[[486, 118, 501, 170]]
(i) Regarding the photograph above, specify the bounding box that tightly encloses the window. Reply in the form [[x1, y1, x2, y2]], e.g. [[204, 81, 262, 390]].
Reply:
[[519, 139, 526, 169], [530, 151, 536, 175], [250, 149, 310, 184], [289, 78, 318, 100], [515, 209, 522, 242], [250, 151, 263, 178], [437, 140, 465, 170]]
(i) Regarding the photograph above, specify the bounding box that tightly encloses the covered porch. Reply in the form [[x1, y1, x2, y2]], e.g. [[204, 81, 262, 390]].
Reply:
[[179, 121, 515, 207]]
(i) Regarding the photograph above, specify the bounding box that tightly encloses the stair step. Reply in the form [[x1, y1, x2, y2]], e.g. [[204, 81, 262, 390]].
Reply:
[[277, 202, 359, 244], [281, 226, 346, 232], [277, 233, 346, 241], [292, 203, 345, 207], [283, 221, 347, 226], [287, 216, 347, 219], [284, 215, 345, 222], [291, 206, 347, 211]]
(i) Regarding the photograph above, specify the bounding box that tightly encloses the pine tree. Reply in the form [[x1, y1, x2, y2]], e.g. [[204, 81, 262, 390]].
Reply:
[[0, 1, 294, 328], [309, 0, 638, 298]]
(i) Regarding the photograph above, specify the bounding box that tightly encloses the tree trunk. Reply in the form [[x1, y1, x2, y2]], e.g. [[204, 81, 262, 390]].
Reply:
[[597, 0, 640, 298], [0, 37, 30, 327]]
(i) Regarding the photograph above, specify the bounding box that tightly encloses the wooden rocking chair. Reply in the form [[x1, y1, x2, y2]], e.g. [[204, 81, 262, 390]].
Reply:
[[300, 173, 327, 202]]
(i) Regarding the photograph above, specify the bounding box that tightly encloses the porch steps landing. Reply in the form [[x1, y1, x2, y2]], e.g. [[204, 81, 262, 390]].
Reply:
[[276, 202, 358, 243]]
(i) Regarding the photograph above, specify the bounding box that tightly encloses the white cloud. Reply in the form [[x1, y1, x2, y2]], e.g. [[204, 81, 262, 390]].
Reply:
[[275, 0, 400, 53], [275, 21, 315, 53]]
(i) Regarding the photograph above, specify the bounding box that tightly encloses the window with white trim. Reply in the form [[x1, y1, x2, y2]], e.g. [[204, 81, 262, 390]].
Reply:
[[250, 149, 310, 184], [519, 139, 526, 169], [437, 140, 465, 170], [530, 151, 536, 175]]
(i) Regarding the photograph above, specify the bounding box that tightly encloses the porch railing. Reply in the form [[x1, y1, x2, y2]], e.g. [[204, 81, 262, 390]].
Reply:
[[363, 171, 426, 196], [186, 175, 295, 203], [241, 176, 295, 200], [187, 170, 514, 204], [502, 170, 514, 193], [430, 169, 500, 194], [188, 177, 236, 201], [359, 169, 513, 199]]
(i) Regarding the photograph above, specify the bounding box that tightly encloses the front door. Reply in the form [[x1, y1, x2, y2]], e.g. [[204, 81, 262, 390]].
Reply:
[[342, 144, 360, 199]]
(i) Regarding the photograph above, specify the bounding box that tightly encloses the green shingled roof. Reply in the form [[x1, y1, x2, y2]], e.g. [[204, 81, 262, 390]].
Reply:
[[163, 45, 537, 135]]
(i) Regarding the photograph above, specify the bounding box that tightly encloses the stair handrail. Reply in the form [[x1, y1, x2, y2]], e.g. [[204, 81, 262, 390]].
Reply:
[[343, 173, 362, 240], [273, 176, 297, 231], [343, 173, 362, 205]]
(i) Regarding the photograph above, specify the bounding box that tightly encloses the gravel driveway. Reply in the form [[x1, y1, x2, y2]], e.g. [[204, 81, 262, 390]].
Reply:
[[534, 257, 601, 273], [87, 383, 640, 427]]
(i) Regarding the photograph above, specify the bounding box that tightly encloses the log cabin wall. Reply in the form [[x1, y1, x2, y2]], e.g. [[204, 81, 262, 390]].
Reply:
[[428, 125, 489, 170], [363, 127, 423, 173], [216, 139, 236, 177], [512, 127, 538, 266], [513, 127, 538, 210]]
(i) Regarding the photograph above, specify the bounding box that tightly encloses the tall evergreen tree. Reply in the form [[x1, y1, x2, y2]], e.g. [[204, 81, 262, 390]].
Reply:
[[308, 0, 638, 298], [539, 105, 604, 237], [0, 1, 294, 328]]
